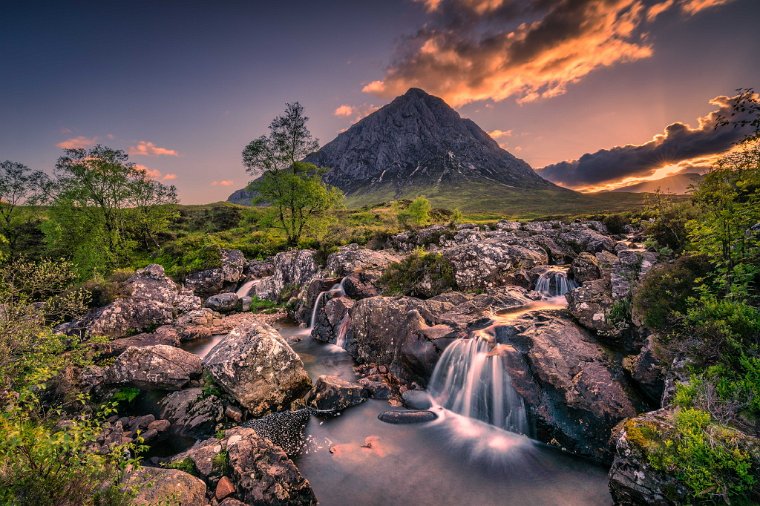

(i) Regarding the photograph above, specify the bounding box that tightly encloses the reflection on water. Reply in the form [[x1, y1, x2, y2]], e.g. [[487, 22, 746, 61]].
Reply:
[[281, 322, 612, 506]]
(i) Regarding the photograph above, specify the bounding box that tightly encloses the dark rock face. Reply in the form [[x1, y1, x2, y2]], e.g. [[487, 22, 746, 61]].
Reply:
[[306, 88, 557, 197], [623, 335, 665, 403], [570, 252, 602, 284], [105, 345, 202, 390], [97, 325, 180, 357], [565, 277, 622, 339], [126, 467, 207, 506], [185, 249, 246, 298], [78, 264, 201, 339], [496, 312, 642, 463], [378, 410, 437, 424], [204, 292, 241, 314], [310, 296, 354, 344], [159, 387, 224, 438], [202, 323, 312, 416], [307, 375, 367, 412], [242, 409, 311, 457]]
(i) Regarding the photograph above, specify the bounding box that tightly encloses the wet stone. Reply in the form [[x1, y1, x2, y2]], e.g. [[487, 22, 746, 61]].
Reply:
[[378, 410, 437, 424]]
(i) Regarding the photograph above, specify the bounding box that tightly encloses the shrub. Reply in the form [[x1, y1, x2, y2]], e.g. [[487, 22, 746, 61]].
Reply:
[[632, 255, 711, 332], [154, 234, 223, 278], [397, 196, 431, 227], [249, 296, 282, 314], [602, 213, 630, 235], [607, 298, 632, 325], [380, 249, 457, 298]]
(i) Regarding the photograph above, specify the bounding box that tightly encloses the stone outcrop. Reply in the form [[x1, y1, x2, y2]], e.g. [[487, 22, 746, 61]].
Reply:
[[126, 467, 207, 506], [105, 344, 202, 390], [185, 249, 246, 298], [80, 264, 200, 339], [443, 241, 548, 291], [202, 323, 312, 416], [96, 325, 180, 357], [159, 387, 224, 438], [254, 249, 319, 301], [324, 244, 402, 277], [307, 375, 367, 412], [310, 296, 354, 344], [204, 292, 241, 314], [570, 252, 602, 284], [496, 311, 643, 463]]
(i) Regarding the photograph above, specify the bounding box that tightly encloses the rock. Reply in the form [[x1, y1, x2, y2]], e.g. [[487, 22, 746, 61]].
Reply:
[[342, 271, 382, 299], [240, 295, 252, 312], [219, 499, 247, 506], [570, 252, 602, 284], [185, 249, 246, 298], [378, 410, 437, 424], [310, 296, 354, 344], [159, 387, 224, 438], [611, 249, 657, 300], [202, 323, 312, 416], [496, 312, 643, 463], [245, 259, 275, 279], [559, 225, 616, 253], [225, 404, 243, 423], [401, 389, 432, 410], [225, 427, 317, 505], [307, 375, 367, 412], [126, 467, 206, 506], [358, 378, 392, 400], [78, 264, 201, 339], [324, 244, 402, 277], [204, 292, 241, 314], [106, 345, 202, 390], [254, 249, 319, 301], [565, 276, 626, 340], [242, 409, 311, 457], [443, 241, 548, 291], [623, 335, 665, 403], [215, 475, 236, 501], [97, 325, 180, 357]]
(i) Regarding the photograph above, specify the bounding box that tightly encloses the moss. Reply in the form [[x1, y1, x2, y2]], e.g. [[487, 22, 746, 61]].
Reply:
[[607, 298, 632, 325], [212, 450, 229, 475], [249, 296, 283, 314], [164, 457, 196, 475], [380, 249, 457, 298]]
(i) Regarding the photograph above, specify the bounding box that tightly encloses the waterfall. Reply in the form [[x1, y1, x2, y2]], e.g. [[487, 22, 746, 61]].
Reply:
[[335, 314, 351, 349], [236, 279, 256, 298], [308, 277, 347, 329], [534, 269, 577, 297], [429, 338, 528, 435]]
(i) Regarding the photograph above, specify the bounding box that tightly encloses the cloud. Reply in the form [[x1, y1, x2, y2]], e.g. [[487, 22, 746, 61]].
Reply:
[[334, 105, 354, 117], [211, 179, 234, 186], [134, 164, 177, 182], [680, 0, 733, 15], [56, 135, 98, 149], [363, 0, 733, 107], [128, 140, 178, 157], [537, 93, 754, 190], [488, 129, 512, 139]]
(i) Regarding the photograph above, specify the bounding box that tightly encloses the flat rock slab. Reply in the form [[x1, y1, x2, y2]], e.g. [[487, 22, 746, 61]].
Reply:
[[378, 409, 437, 424]]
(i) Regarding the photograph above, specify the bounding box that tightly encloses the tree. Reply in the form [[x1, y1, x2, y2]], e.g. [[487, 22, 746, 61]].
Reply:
[[397, 196, 431, 227], [0, 161, 51, 259], [242, 103, 343, 246], [45, 145, 178, 278]]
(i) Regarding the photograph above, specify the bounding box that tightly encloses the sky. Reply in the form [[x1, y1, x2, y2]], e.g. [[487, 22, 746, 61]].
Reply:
[[1, 0, 758, 202]]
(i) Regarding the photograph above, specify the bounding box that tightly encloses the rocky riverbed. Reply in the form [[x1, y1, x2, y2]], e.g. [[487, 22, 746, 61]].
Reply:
[[54, 218, 754, 505]]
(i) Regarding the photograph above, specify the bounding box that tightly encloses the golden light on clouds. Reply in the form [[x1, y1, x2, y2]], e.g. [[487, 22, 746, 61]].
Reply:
[[211, 179, 234, 186], [56, 135, 98, 149], [128, 140, 178, 157], [135, 163, 177, 182]]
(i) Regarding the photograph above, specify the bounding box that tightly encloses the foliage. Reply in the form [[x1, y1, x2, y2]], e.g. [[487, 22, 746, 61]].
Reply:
[[164, 457, 196, 475], [632, 255, 711, 332], [242, 103, 344, 245], [607, 298, 632, 325], [249, 295, 283, 314], [201, 372, 222, 398], [154, 234, 223, 278], [45, 145, 178, 279], [643, 190, 696, 254], [639, 409, 756, 502], [601, 213, 631, 235], [686, 141, 760, 299], [111, 387, 141, 405], [396, 196, 432, 227], [212, 450, 229, 475], [380, 248, 457, 298], [0, 160, 51, 259]]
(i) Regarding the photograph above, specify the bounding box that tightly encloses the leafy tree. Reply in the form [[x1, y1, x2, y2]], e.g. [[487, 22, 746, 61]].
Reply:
[[45, 145, 178, 278], [397, 196, 431, 227], [242, 103, 343, 246], [0, 160, 51, 259]]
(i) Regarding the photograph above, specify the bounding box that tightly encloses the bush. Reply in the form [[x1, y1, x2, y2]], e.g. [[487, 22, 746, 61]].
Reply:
[[607, 298, 631, 325], [154, 234, 223, 278], [602, 213, 630, 235], [632, 255, 712, 332], [397, 196, 431, 227], [249, 296, 283, 314], [380, 249, 457, 298]]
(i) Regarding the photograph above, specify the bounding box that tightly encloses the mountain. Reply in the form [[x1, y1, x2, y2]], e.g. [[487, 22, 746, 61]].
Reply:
[[610, 173, 703, 194], [228, 88, 650, 213]]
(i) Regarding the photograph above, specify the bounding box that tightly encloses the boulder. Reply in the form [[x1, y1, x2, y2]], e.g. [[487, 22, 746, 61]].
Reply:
[[82, 264, 201, 338], [159, 387, 224, 438], [185, 249, 246, 298], [242, 409, 310, 456], [378, 410, 437, 424], [558, 225, 616, 253], [307, 375, 367, 412], [623, 335, 666, 403], [202, 323, 312, 416], [496, 312, 643, 463], [401, 389, 433, 409], [611, 249, 657, 300], [97, 325, 180, 357], [570, 252, 602, 284], [126, 467, 207, 506], [342, 271, 382, 299], [310, 296, 354, 344], [204, 292, 241, 314], [254, 249, 319, 301], [244, 259, 274, 279], [443, 240, 548, 291], [324, 244, 402, 277], [106, 345, 202, 390], [565, 277, 627, 340]]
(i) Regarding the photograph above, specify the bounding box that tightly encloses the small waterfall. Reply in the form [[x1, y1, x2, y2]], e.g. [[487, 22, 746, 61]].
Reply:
[[236, 279, 256, 298], [335, 314, 351, 349], [308, 277, 347, 329], [429, 338, 528, 435], [534, 269, 577, 297]]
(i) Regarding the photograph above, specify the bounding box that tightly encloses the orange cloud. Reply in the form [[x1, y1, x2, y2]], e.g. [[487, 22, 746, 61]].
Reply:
[[211, 179, 234, 186], [334, 105, 354, 117], [56, 135, 98, 149], [680, 0, 733, 15], [365, 0, 732, 107], [134, 164, 177, 182], [128, 140, 178, 157], [488, 129, 512, 139]]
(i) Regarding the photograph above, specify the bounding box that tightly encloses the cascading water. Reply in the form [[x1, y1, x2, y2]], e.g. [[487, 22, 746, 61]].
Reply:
[[534, 269, 577, 297], [308, 278, 347, 329], [335, 314, 351, 349], [428, 337, 529, 435], [236, 279, 256, 298]]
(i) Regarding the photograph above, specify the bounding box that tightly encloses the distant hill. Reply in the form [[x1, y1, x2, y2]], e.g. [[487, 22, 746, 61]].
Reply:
[[610, 173, 703, 194], [229, 88, 651, 213]]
